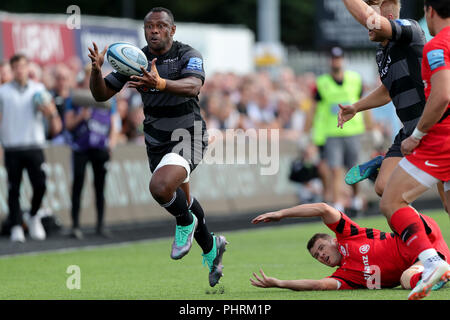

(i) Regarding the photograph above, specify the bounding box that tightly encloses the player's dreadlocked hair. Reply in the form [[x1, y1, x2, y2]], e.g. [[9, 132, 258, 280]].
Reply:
[[425, 0, 450, 19]]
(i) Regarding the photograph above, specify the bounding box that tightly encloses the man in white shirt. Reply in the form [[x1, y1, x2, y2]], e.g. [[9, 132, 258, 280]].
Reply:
[[0, 54, 62, 242]]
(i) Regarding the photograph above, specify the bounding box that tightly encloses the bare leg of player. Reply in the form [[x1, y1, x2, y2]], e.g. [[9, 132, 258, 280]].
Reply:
[[374, 157, 401, 197]]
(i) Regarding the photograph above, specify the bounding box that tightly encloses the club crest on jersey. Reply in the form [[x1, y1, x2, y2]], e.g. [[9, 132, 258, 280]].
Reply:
[[359, 244, 370, 254]]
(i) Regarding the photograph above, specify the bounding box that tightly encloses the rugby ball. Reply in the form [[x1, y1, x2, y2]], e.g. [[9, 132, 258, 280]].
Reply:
[[106, 42, 148, 76]]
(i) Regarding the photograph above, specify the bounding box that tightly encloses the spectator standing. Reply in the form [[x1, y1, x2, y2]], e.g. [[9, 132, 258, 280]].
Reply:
[[0, 54, 62, 242], [309, 47, 367, 212], [65, 65, 119, 239]]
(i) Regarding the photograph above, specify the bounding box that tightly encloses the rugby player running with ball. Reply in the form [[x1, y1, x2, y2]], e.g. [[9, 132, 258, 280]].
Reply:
[[88, 7, 227, 287]]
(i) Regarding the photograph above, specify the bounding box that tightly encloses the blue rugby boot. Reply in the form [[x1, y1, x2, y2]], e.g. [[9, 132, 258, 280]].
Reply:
[[345, 155, 384, 185]]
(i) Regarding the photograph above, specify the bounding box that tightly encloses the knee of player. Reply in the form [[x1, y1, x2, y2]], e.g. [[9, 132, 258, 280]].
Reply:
[[149, 178, 174, 203]]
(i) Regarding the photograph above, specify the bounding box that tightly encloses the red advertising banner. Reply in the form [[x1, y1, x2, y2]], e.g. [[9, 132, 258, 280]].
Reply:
[[1, 19, 77, 65]]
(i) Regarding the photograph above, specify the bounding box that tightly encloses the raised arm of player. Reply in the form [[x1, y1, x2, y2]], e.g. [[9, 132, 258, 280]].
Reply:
[[88, 42, 117, 102], [342, 0, 393, 40], [338, 83, 391, 128], [402, 69, 450, 155], [250, 268, 339, 291], [128, 58, 202, 97], [251, 203, 341, 225]]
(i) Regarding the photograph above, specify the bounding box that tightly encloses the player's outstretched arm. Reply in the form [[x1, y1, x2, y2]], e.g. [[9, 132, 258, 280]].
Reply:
[[338, 83, 391, 128], [252, 203, 341, 225], [88, 42, 117, 102], [342, 0, 392, 40], [250, 269, 339, 291]]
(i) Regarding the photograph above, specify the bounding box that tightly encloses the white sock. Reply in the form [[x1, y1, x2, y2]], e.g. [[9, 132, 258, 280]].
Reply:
[[419, 248, 442, 270]]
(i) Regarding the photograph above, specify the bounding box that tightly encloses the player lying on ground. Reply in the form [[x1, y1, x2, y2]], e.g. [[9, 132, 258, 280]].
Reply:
[[249, 203, 449, 293]]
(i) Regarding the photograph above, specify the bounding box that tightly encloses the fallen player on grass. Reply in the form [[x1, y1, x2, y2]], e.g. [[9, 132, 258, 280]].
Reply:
[[250, 203, 449, 295]]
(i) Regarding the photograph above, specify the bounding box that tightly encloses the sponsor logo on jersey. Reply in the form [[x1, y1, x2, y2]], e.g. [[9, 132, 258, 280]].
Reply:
[[163, 57, 179, 63], [379, 55, 392, 78], [362, 255, 372, 280], [425, 160, 439, 167]]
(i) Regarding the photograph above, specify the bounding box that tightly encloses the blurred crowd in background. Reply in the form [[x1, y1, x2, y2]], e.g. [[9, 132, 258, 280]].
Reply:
[[0, 57, 396, 147], [0, 54, 401, 220]]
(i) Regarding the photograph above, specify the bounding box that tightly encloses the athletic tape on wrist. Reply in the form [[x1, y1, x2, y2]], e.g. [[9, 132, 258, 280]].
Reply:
[[156, 78, 166, 91], [411, 128, 427, 140]]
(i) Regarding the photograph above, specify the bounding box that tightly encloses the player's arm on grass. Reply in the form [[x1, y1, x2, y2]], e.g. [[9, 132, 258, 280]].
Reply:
[[252, 203, 341, 225], [250, 269, 339, 291], [88, 42, 117, 102], [402, 70, 450, 155], [342, 0, 393, 40], [128, 58, 202, 97], [338, 83, 391, 128]]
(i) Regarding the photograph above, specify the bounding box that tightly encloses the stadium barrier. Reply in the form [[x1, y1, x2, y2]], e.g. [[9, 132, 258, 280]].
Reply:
[[0, 136, 442, 228], [0, 138, 297, 227]]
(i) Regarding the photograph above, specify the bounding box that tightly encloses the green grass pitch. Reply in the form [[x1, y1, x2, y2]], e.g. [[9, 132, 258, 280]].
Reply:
[[0, 210, 449, 300]]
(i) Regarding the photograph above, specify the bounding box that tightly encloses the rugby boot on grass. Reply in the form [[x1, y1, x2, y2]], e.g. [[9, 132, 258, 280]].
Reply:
[[202, 234, 228, 287]]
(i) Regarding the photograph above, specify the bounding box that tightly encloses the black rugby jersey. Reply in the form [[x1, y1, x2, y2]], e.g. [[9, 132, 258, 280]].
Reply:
[[105, 41, 206, 147], [376, 19, 426, 136]]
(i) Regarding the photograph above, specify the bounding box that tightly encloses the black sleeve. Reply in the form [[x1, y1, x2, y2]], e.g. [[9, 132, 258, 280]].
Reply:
[[390, 19, 424, 45], [104, 71, 130, 92], [179, 48, 206, 84]]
